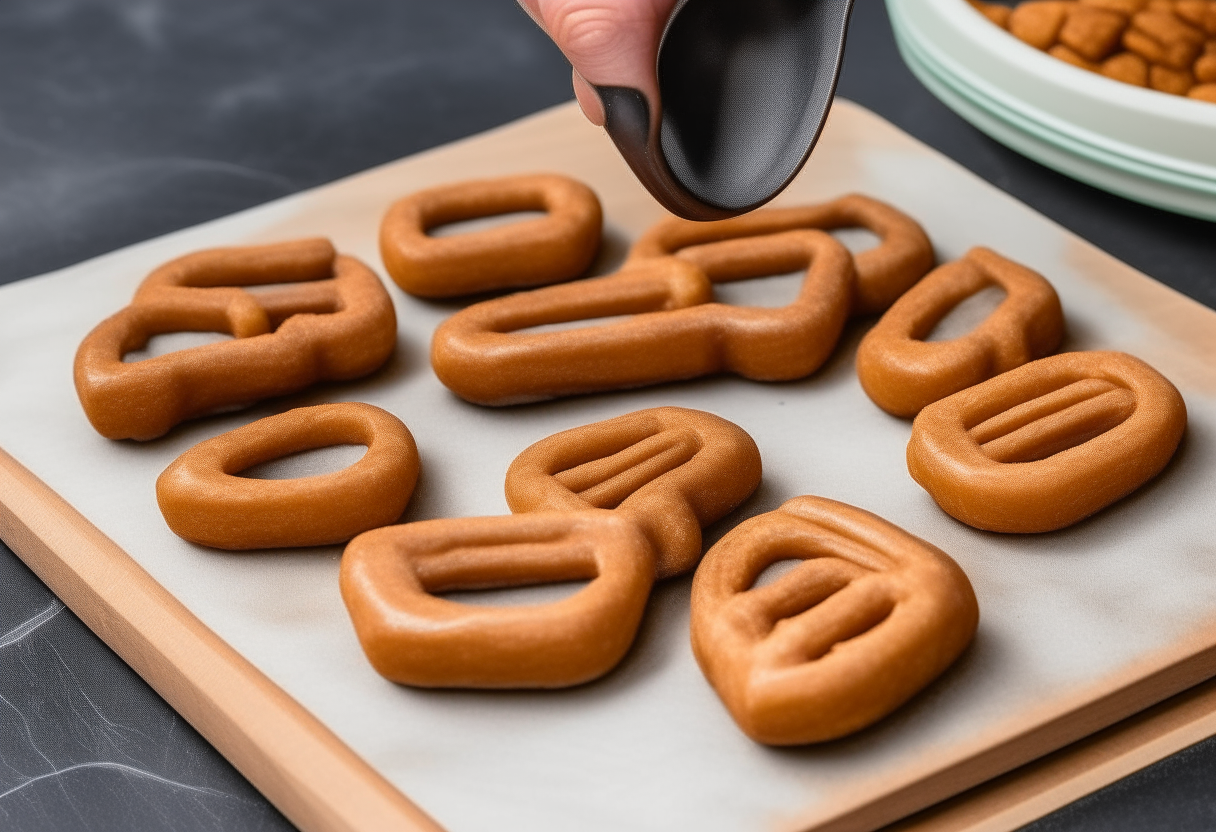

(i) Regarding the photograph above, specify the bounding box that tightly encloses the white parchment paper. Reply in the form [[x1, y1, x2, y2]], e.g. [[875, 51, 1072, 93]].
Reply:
[[1, 101, 1215, 832]]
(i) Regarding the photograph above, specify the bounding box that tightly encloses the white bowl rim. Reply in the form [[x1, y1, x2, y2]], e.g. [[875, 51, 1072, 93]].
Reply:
[[923, 0, 1216, 127], [889, 0, 1216, 182]]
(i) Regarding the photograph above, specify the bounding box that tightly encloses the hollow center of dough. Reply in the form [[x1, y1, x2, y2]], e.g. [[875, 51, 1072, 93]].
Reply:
[[427, 210, 546, 238], [122, 330, 233, 362], [925, 284, 1008, 342], [712, 269, 805, 308], [239, 443, 368, 480], [830, 227, 881, 256], [437, 580, 592, 608]]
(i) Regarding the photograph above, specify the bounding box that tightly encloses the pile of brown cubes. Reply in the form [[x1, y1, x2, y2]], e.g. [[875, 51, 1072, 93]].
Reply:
[[969, 0, 1216, 102]]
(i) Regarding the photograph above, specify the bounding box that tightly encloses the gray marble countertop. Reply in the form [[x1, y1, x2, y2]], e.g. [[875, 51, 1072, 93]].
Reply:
[[1, 2, 1214, 831]]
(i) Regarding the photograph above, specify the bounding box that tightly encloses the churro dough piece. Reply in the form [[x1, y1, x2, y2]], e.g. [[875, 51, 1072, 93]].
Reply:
[[505, 407, 762, 579], [908, 351, 1186, 533], [690, 496, 979, 745], [856, 247, 1065, 418], [157, 403, 419, 549], [379, 173, 602, 298], [432, 229, 853, 405], [340, 511, 654, 688], [628, 193, 933, 316], [75, 239, 396, 440]]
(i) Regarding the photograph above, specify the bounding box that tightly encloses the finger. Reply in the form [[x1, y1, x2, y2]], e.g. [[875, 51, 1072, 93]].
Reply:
[[516, 0, 545, 31], [525, 0, 678, 119], [572, 69, 606, 127]]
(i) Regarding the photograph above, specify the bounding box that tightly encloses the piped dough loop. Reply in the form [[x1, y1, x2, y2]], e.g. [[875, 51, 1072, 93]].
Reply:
[[857, 247, 1065, 417], [431, 229, 854, 405], [379, 173, 602, 298], [339, 511, 654, 688], [157, 403, 419, 550], [690, 495, 979, 745], [907, 351, 1187, 533], [74, 238, 397, 440], [505, 407, 762, 579], [628, 193, 935, 316]]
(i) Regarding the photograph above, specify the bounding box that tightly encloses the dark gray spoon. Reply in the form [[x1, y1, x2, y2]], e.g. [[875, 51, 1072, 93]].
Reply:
[[595, 0, 855, 221]]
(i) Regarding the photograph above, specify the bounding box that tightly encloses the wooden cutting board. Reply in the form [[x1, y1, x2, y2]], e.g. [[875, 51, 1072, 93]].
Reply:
[[2, 100, 1215, 832]]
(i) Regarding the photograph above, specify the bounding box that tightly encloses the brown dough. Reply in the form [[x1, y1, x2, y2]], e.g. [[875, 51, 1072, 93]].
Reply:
[[157, 403, 419, 549], [75, 238, 396, 440], [907, 351, 1187, 533], [627, 193, 934, 316], [505, 407, 762, 579], [690, 496, 979, 745], [431, 229, 854, 405], [340, 511, 654, 688], [378, 173, 602, 298], [856, 247, 1064, 418]]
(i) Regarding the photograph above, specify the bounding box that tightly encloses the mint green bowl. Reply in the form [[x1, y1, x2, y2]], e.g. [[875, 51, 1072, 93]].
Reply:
[[887, 0, 1216, 221]]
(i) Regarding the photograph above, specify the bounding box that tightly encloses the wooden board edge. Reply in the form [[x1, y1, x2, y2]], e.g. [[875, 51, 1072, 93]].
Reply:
[[0, 446, 446, 832], [882, 674, 1216, 831], [798, 638, 1216, 832], [8, 429, 1216, 832]]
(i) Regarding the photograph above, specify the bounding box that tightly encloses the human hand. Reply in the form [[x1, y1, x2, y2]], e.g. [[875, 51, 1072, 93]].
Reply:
[[517, 0, 680, 126]]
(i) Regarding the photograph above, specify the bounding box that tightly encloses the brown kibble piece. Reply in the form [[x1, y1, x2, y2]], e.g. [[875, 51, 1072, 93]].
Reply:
[[1127, 9, 1205, 68], [1102, 50, 1151, 83], [1142, 7, 1207, 43], [1080, 0, 1145, 12], [1160, 35, 1202, 68], [690, 496, 979, 745], [968, 0, 1013, 26], [1010, 1, 1075, 49], [1123, 25, 1170, 61], [1188, 81, 1216, 100], [1060, 5, 1130, 59], [1173, 0, 1209, 26], [1195, 51, 1216, 81], [1049, 43, 1102, 68], [907, 351, 1187, 534], [1150, 63, 1196, 92]]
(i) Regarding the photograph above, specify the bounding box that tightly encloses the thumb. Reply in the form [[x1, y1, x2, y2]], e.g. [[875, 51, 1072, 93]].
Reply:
[[520, 0, 678, 125]]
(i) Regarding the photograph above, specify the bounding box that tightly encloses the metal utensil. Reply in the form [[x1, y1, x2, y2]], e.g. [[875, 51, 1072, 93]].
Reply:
[[597, 0, 855, 220]]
